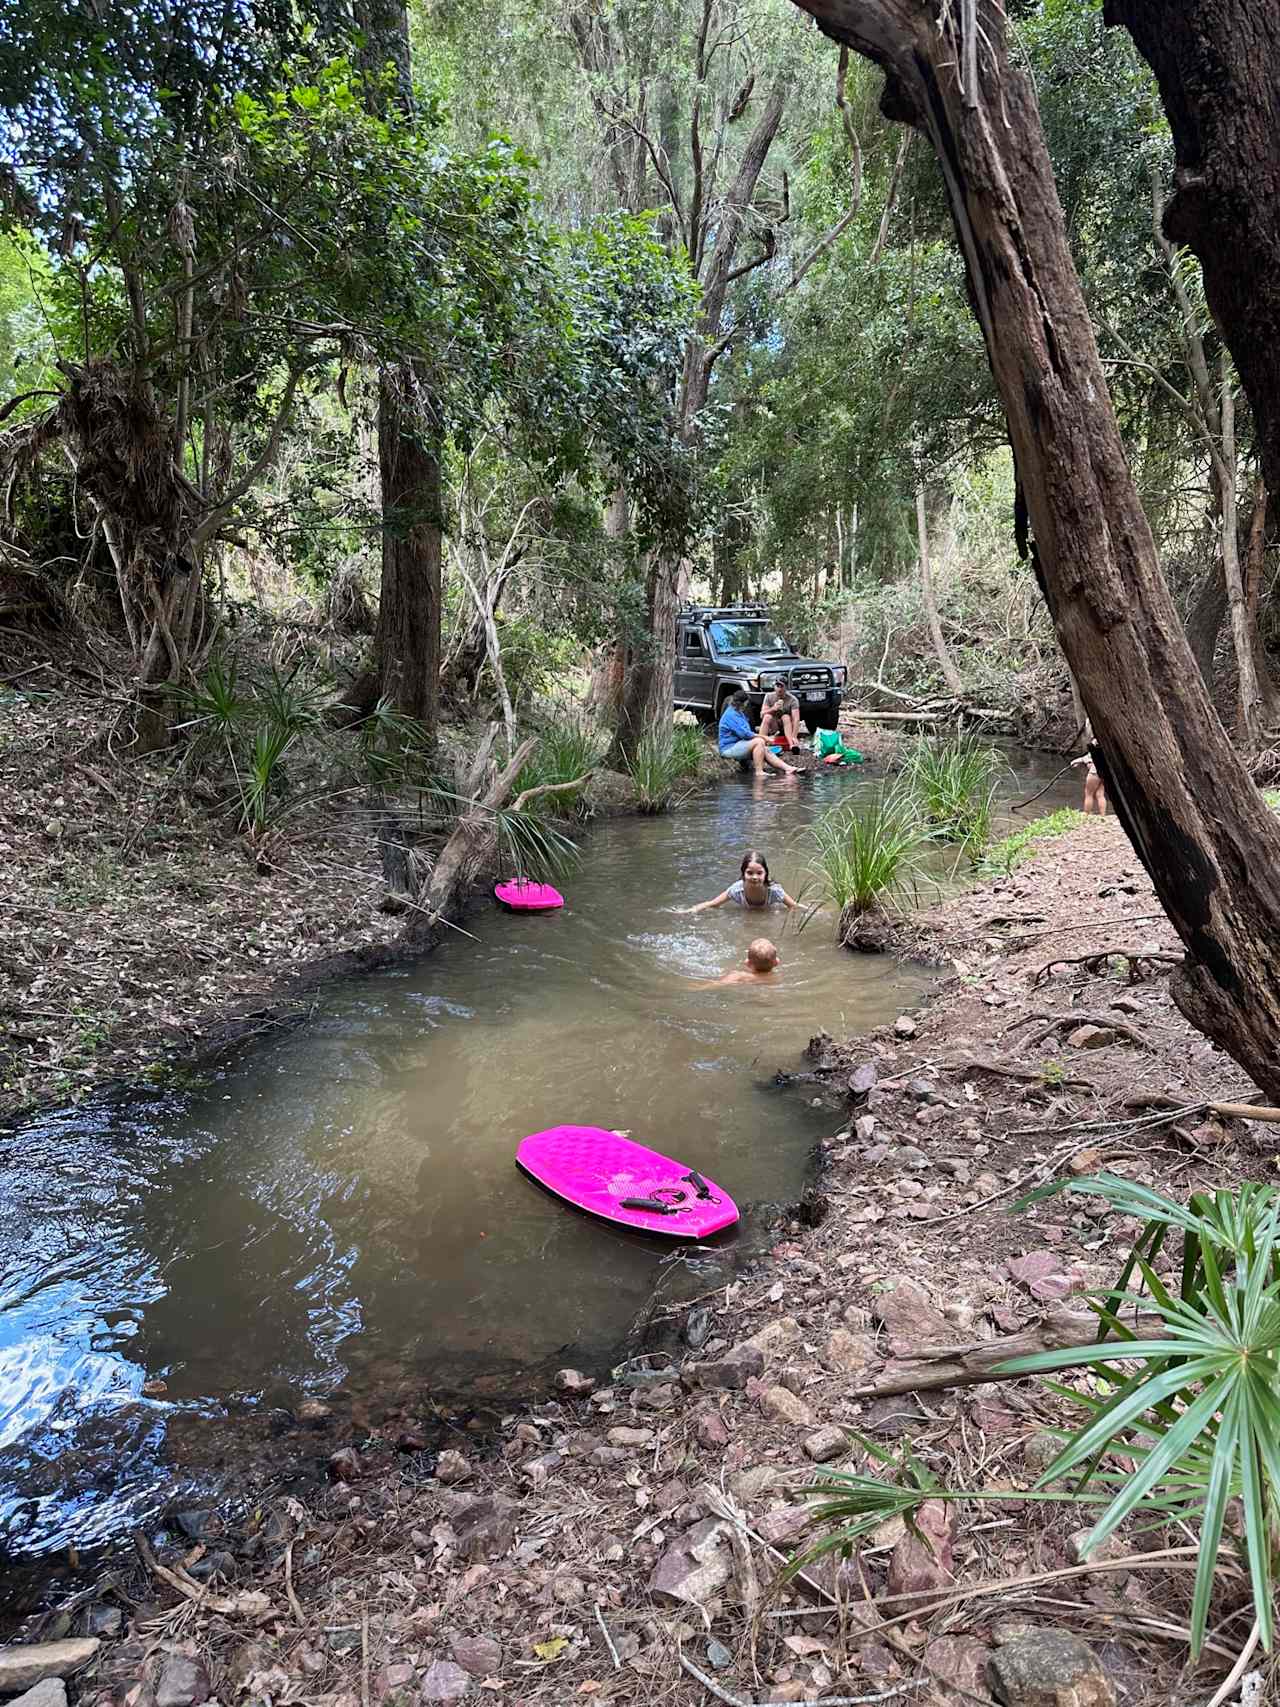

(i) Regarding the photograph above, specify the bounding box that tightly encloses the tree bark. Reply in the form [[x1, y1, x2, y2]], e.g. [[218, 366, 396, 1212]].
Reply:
[[1104, 0, 1280, 499], [788, 0, 1280, 1100], [1184, 552, 1227, 686], [1241, 476, 1279, 732], [1214, 372, 1261, 749], [375, 365, 442, 732], [916, 482, 963, 698], [589, 484, 629, 722]]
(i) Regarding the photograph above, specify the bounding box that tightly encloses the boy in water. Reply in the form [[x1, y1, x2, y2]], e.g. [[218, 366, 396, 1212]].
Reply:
[[713, 938, 780, 985]]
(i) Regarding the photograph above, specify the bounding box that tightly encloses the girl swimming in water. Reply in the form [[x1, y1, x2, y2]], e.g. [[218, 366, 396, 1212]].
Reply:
[[679, 849, 800, 914]]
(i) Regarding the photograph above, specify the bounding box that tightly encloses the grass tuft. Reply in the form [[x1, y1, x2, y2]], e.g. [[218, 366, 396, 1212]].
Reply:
[[902, 731, 1007, 854]]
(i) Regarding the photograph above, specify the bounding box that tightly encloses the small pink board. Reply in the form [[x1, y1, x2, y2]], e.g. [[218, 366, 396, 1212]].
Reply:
[[494, 879, 564, 912], [516, 1126, 738, 1239]]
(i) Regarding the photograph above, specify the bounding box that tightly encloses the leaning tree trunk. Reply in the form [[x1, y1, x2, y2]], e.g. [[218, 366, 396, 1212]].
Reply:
[[789, 0, 1280, 1100], [1184, 553, 1228, 688], [1105, 0, 1280, 500], [609, 553, 677, 768]]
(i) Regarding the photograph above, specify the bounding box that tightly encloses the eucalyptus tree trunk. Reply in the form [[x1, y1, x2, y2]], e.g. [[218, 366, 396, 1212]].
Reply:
[[788, 0, 1280, 1100], [1106, 0, 1280, 499], [359, 0, 443, 736], [915, 483, 963, 698]]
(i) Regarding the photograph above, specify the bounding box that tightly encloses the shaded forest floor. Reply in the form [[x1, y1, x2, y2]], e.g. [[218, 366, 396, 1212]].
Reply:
[[39, 814, 1274, 1707], [0, 684, 410, 1123]]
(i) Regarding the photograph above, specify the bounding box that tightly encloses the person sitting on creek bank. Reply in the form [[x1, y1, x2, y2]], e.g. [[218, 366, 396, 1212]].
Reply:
[[712, 937, 780, 985], [679, 848, 800, 915], [718, 690, 797, 777]]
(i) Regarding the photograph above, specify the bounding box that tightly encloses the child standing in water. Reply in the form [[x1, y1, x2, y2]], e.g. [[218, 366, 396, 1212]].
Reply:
[[1072, 752, 1107, 815]]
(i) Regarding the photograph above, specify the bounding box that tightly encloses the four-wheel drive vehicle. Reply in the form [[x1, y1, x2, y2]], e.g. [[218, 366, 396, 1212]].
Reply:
[[674, 603, 847, 731]]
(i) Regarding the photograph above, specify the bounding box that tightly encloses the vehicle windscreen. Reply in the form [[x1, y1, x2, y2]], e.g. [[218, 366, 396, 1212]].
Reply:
[[708, 620, 790, 656]]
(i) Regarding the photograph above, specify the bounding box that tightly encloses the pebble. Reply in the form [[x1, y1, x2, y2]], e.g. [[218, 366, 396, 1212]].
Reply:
[[854, 1114, 877, 1143], [757, 1385, 813, 1427], [0, 1643, 100, 1695], [893, 1015, 917, 1039], [986, 1629, 1115, 1706], [705, 1639, 733, 1671], [1068, 1024, 1115, 1050], [420, 1659, 473, 1701], [607, 1426, 654, 1447], [554, 1368, 595, 1396], [694, 1409, 731, 1448], [821, 1327, 872, 1374], [435, 1449, 472, 1484], [803, 1424, 847, 1462], [6, 1684, 67, 1707], [155, 1655, 211, 1707]]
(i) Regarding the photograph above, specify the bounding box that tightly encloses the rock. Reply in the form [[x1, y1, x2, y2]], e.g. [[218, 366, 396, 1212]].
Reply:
[[296, 1397, 332, 1425], [694, 1409, 731, 1448], [705, 1639, 733, 1671], [683, 1343, 764, 1390], [848, 1062, 878, 1099], [820, 1328, 872, 1375], [987, 1630, 1114, 1706], [435, 1449, 472, 1485], [1067, 1025, 1114, 1050], [607, 1426, 654, 1447], [649, 1518, 731, 1607], [884, 1499, 956, 1614], [894, 1014, 917, 1039], [684, 1307, 712, 1350], [908, 1077, 939, 1102], [554, 1368, 595, 1396], [155, 1655, 211, 1707], [7, 1683, 66, 1707], [81, 1608, 122, 1639], [854, 1114, 877, 1143], [745, 1316, 802, 1356], [1109, 996, 1143, 1016], [728, 1465, 789, 1502], [328, 1447, 363, 1482], [924, 1636, 991, 1701], [638, 1381, 679, 1410], [420, 1659, 473, 1701], [803, 1425, 847, 1462], [174, 1510, 212, 1542], [937, 1158, 971, 1184], [758, 1502, 810, 1546], [894, 1145, 930, 1169], [1022, 1432, 1062, 1473], [1006, 1251, 1073, 1302], [552, 1575, 586, 1605], [875, 1279, 956, 1356], [453, 1498, 517, 1562], [1068, 1148, 1105, 1176], [520, 1451, 562, 1487], [865, 1141, 891, 1165], [0, 1643, 101, 1695], [757, 1386, 813, 1427], [376, 1662, 417, 1700]]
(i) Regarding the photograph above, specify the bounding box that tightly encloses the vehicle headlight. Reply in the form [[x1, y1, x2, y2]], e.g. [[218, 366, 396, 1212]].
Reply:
[[758, 673, 776, 689]]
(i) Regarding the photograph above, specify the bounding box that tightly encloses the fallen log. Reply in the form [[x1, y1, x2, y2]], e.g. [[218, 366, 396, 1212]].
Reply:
[[850, 1305, 1167, 1400], [403, 736, 537, 944]]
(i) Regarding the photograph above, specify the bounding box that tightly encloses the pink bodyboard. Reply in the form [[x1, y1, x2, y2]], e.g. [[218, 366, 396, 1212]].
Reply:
[[494, 879, 564, 912], [516, 1126, 738, 1239]]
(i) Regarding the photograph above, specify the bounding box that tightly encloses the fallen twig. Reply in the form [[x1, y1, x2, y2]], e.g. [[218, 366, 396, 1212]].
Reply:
[[1010, 760, 1075, 814], [594, 1602, 622, 1671], [1004, 911, 1166, 944], [678, 1651, 917, 1707], [283, 1539, 303, 1625]]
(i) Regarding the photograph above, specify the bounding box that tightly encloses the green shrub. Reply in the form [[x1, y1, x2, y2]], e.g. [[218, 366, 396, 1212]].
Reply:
[[626, 729, 683, 814], [793, 1175, 1280, 1660], [807, 784, 929, 919], [512, 721, 603, 818], [980, 806, 1087, 875], [903, 731, 1006, 854], [671, 722, 706, 779]]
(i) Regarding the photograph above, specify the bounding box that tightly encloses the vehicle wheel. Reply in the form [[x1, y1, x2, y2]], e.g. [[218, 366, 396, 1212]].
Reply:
[[808, 702, 841, 732]]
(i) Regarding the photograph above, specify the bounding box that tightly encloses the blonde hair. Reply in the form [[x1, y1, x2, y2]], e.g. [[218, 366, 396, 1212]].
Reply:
[[747, 938, 778, 971]]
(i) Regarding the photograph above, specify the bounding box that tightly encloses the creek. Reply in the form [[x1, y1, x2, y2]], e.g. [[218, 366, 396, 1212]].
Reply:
[[0, 751, 1078, 1560]]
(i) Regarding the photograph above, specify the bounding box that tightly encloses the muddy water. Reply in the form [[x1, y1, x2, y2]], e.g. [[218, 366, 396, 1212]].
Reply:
[[0, 752, 1079, 1557]]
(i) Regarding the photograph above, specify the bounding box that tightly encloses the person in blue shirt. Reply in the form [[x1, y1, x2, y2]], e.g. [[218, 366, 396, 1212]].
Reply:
[[717, 691, 797, 777]]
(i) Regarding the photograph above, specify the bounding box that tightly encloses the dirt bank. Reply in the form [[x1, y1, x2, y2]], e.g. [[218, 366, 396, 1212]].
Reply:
[[0, 684, 680, 1127], [19, 815, 1272, 1707]]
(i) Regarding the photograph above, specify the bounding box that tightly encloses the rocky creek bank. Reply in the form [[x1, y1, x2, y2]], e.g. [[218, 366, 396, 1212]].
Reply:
[[6, 815, 1271, 1707]]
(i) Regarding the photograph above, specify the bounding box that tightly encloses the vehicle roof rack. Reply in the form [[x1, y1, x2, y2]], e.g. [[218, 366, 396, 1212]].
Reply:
[[678, 602, 771, 620]]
